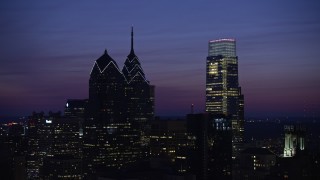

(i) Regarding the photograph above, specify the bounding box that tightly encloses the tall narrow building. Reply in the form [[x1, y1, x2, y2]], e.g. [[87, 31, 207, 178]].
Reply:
[[122, 27, 155, 148], [206, 38, 244, 159], [83, 28, 154, 177]]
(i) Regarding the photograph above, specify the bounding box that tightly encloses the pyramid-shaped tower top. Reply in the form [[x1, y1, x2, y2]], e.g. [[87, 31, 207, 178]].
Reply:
[[122, 27, 147, 83], [90, 49, 120, 74]]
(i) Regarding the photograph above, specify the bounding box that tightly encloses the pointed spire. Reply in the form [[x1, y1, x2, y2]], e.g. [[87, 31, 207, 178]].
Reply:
[[130, 26, 134, 54], [104, 49, 108, 54]]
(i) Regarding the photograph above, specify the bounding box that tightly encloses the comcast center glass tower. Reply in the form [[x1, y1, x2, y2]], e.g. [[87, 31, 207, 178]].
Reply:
[[206, 38, 244, 159]]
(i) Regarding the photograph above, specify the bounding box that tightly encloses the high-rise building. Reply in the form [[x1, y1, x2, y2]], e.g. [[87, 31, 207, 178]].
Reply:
[[64, 99, 88, 138], [122, 27, 155, 149], [26, 112, 82, 179], [206, 38, 244, 158], [186, 113, 232, 180], [83, 28, 154, 177], [26, 112, 53, 179], [149, 119, 189, 173]]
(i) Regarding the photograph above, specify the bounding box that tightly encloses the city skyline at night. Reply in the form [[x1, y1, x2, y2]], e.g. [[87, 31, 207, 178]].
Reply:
[[1, 1, 320, 118]]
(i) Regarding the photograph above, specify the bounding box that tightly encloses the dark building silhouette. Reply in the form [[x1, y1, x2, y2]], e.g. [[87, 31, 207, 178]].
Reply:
[[186, 114, 208, 180], [83, 28, 154, 177], [42, 155, 82, 179], [26, 112, 82, 179], [0, 122, 27, 180], [64, 99, 88, 119], [149, 119, 190, 173], [234, 147, 276, 180], [64, 99, 88, 139], [26, 112, 54, 179], [186, 113, 232, 180], [122, 27, 155, 150], [206, 39, 244, 159]]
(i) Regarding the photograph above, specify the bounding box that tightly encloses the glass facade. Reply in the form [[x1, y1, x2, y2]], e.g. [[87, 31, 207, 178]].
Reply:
[[208, 38, 236, 57], [206, 38, 244, 159]]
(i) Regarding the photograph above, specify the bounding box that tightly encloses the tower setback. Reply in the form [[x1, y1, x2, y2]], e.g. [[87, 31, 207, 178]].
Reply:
[[206, 38, 244, 159]]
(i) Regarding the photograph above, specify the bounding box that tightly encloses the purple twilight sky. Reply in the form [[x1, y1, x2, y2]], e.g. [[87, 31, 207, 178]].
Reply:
[[0, 1, 320, 118]]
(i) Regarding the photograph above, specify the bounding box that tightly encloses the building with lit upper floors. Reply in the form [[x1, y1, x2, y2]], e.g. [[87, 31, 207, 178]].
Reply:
[[206, 38, 244, 159]]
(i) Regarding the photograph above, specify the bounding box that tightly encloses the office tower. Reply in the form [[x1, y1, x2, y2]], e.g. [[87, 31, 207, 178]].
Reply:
[[206, 38, 244, 158], [187, 113, 232, 180], [26, 112, 53, 179], [283, 125, 306, 157], [149, 119, 189, 173], [64, 99, 88, 138], [41, 117, 82, 179], [0, 122, 27, 180], [50, 117, 81, 157], [26, 112, 82, 179], [234, 147, 276, 180], [83, 48, 129, 176], [186, 113, 208, 180], [64, 99, 88, 118], [122, 27, 155, 149], [83, 28, 154, 177]]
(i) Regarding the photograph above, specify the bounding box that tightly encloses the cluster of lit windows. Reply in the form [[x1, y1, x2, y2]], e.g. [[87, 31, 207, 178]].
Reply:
[[208, 40, 236, 57]]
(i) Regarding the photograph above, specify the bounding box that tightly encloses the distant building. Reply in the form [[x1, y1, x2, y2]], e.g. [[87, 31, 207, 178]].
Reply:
[[26, 112, 53, 179], [26, 112, 82, 179], [149, 119, 190, 173], [64, 99, 88, 118], [267, 151, 320, 180], [283, 124, 306, 157], [186, 113, 232, 180], [234, 147, 276, 180], [64, 99, 88, 138], [206, 38, 244, 158], [0, 122, 27, 180], [42, 155, 82, 179]]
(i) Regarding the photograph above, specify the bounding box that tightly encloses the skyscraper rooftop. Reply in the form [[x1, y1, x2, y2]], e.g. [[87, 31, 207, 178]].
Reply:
[[208, 38, 236, 57]]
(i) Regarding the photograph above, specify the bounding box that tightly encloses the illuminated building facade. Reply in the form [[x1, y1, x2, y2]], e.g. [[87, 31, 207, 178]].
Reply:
[[206, 38, 244, 158], [283, 125, 305, 157], [83, 28, 154, 177]]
